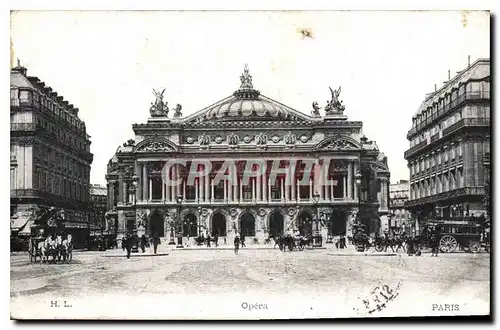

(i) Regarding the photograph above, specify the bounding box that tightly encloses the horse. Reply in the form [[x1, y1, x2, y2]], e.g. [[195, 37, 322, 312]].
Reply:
[[37, 236, 53, 264], [61, 234, 73, 262]]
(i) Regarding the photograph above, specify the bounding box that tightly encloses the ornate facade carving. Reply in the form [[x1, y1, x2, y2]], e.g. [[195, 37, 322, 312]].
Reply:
[[227, 133, 239, 148], [198, 134, 210, 149], [173, 104, 183, 118], [323, 139, 358, 151], [137, 140, 175, 152]]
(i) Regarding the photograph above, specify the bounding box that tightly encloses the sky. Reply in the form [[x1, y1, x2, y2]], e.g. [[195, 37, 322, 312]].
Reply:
[[10, 10, 490, 185]]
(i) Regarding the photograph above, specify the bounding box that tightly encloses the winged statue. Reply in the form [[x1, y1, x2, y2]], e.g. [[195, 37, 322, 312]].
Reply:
[[150, 88, 169, 117], [324, 85, 345, 114]]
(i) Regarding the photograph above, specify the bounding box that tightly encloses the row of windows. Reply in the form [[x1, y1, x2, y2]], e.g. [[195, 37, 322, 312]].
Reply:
[[410, 143, 463, 176], [410, 168, 464, 199], [36, 145, 90, 180], [36, 116, 89, 151], [409, 105, 490, 147], [34, 168, 89, 201], [11, 88, 85, 133], [412, 80, 490, 126]]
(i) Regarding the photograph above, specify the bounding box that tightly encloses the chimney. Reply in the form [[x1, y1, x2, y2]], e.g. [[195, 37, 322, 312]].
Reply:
[[468, 55, 471, 67], [434, 84, 437, 92], [448, 70, 451, 80]]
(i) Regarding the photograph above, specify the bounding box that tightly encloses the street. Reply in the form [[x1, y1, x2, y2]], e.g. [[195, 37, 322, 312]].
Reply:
[[10, 246, 490, 319]]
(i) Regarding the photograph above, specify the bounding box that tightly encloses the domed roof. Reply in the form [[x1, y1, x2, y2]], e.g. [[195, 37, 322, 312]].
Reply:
[[205, 98, 289, 120]]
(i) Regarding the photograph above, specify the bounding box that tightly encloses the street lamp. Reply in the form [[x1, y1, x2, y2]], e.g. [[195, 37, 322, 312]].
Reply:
[[197, 207, 201, 237], [170, 194, 182, 246], [312, 191, 320, 246], [355, 172, 362, 231], [131, 175, 139, 252]]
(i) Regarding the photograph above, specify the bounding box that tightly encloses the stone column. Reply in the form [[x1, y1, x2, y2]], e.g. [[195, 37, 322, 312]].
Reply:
[[224, 179, 227, 202], [347, 161, 353, 200], [291, 168, 296, 201], [268, 177, 271, 201], [176, 165, 181, 197], [343, 176, 347, 199], [297, 179, 300, 202], [170, 166, 176, 201], [200, 176, 205, 202], [166, 176, 171, 202], [239, 177, 243, 202], [285, 169, 290, 201], [257, 172, 261, 202], [280, 178, 284, 202], [162, 180, 165, 201], [252, 178, 256, 202], [320, 164, 326, 200], [205, 173, 209, 202], [123, 181, 128, 204], [211, 178, 214, 202], [330, 178, 334, 200], [148, 179, 152, 201], [309, 179, 313, 201], [195, 178, 199, 202], [262, 173, 267, 202], [142, 164, 147, 201], [228, 175, 233, 203]]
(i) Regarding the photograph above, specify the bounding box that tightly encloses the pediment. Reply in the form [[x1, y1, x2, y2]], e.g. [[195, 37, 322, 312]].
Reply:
[[133, 138, 178, 153], [314, 135, 361, 151]]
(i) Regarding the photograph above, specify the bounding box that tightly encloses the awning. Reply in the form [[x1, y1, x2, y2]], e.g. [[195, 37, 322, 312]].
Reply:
[[10, 216, 29, 231]]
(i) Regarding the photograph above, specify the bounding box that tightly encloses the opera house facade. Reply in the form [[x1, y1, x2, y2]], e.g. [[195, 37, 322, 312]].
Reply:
[[105, 66, 391, 244]]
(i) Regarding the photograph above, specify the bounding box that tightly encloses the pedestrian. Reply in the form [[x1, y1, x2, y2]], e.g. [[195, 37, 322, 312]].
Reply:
[[334, 236, 339, 249], [125, 234, 133, 259], [206, 233, 211, 248], [140, 235, 146, 253], [234, 235, 240, 255], [241, 234, 246, 248], [152, 233, 160, 254], [214, 233, 219, 247], [121, 237, 126, 251]]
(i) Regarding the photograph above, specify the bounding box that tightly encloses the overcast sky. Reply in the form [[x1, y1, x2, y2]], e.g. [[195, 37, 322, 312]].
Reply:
[[10, 10, 490, 185]]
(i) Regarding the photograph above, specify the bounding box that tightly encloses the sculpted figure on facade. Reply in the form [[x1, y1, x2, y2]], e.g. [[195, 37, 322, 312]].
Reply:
[[255, 132, 267, 148], [324, 86, 346, 115], [311, 101, 321, 117], [284, 131, 296, 146], [141, 140, 173, 152], [150, 88, 169, 117], [173, 104, 183, 118], [227, 133, 239, 147], [198, 133, 210, 148], [239, 64, 253, 89]]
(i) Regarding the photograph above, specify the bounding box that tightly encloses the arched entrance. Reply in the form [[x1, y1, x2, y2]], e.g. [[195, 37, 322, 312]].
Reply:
[[268, 210, 284, 238], [150, 212, 165, 237], [329, 209, 347, 236], [211, 212, 227, 237], [297, 210, 314, 236], [240, 213, 256, 237], [183, 213, 198, 237]]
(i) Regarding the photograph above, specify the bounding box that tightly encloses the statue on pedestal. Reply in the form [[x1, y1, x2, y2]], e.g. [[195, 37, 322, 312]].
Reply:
[[323, 86, 346, 115], [150, 88, 169, 117]]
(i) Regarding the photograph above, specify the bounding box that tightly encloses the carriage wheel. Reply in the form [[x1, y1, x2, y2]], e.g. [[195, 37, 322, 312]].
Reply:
[[375, 244, 384, 252], [439, 235, 458, 253], [468, 241, 481, 253]]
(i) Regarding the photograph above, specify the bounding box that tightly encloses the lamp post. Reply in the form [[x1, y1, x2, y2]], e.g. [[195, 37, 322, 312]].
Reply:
[[130, 175, 140, 253], [355, 172, 362, 232], [312, 191, 320, 246], [170, 194, 182, 245], [389, 209, 395, 236], [197, 207, 202, 238]]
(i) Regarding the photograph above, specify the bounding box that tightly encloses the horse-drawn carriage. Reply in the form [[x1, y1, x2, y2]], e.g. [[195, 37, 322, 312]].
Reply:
[[28, 225, 73, 264], [417, 221, 488, 253]]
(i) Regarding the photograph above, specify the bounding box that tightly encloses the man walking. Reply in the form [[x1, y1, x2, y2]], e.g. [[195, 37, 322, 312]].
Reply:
[[214, 233, 219, 247], [234, 235, 240, 255], [241, 234, 246, 248], [152, 233, 160, 254], [206, 233, 211, 248], [125, 233, 133, 259]]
